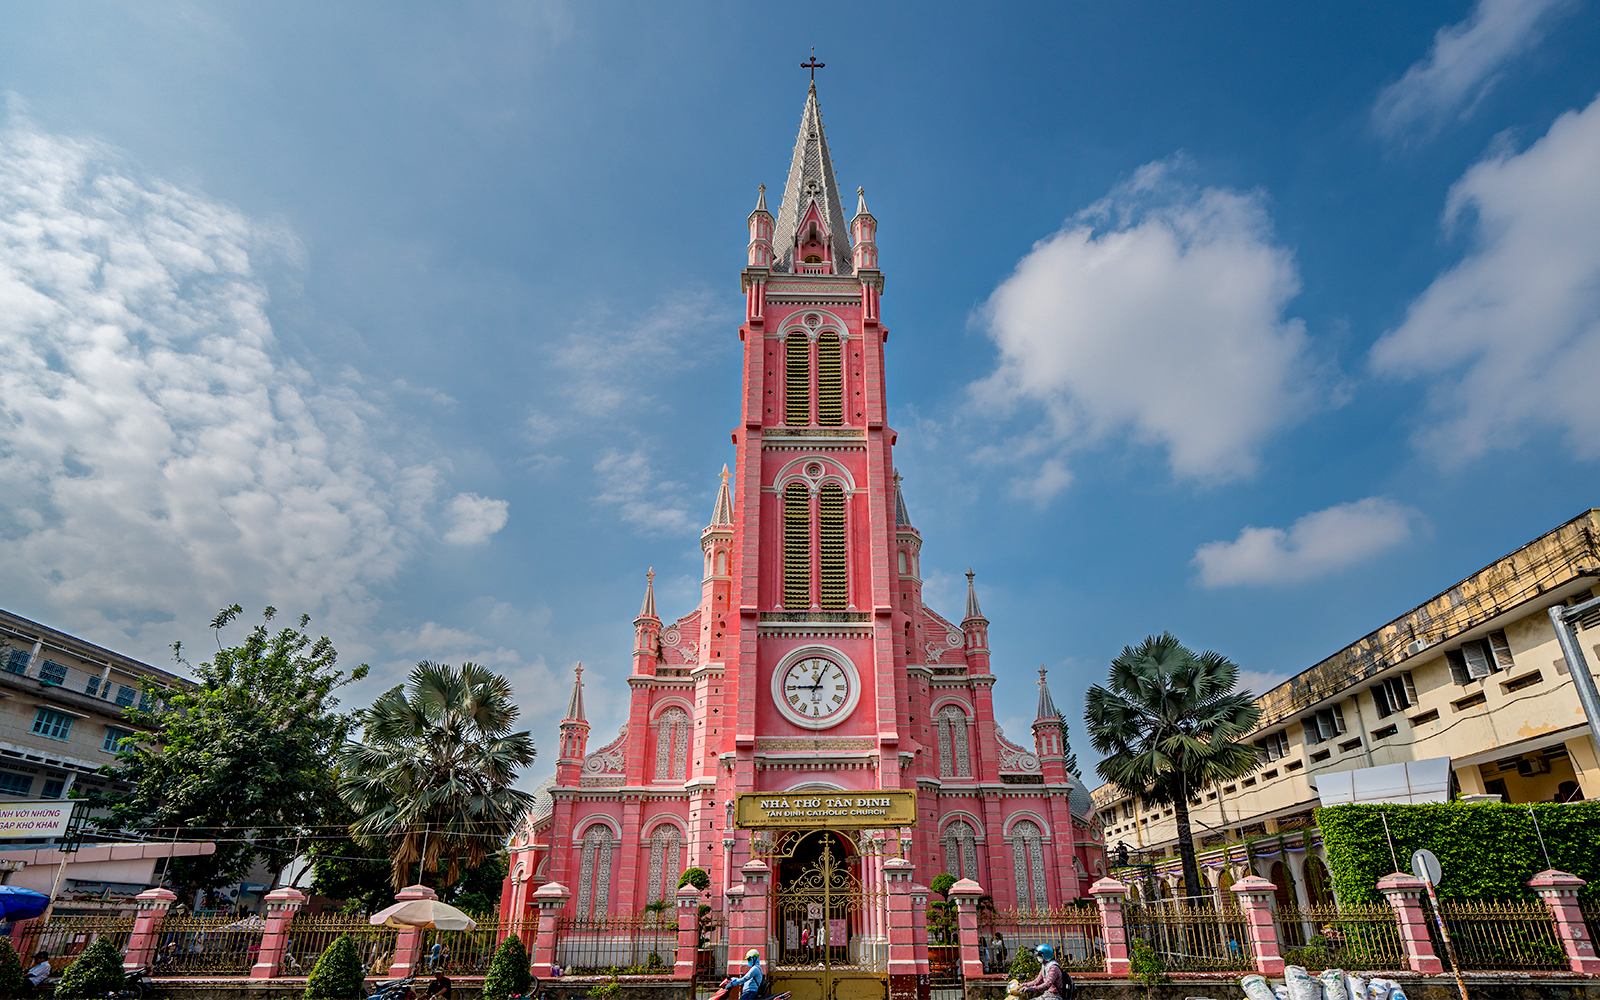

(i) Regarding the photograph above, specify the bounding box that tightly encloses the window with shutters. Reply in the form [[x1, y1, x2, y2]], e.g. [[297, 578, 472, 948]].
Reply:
[[1300, 706, 1347, 744], [1370, 672, 1417, 717], [1445, 630, 1513, 685], [785, 331, 810, 425], [38, 660, 67, 687], [645, 824, 684, 904], [3, 650, 29, 674], [817, 332, 842, 426], [783, 482, 812, 608], [819, 484, 847, 609], [0, 772, 31, 796], [114, 685, 136, 707], [654, 707, 690, 782], [32, 708, 74, 741], [1254, 730, 1289, 760], [936, 706, 972, 778], [1010, 820, 1049, 913], [941, 820, 979, 880], [576, 823, 614, 918]]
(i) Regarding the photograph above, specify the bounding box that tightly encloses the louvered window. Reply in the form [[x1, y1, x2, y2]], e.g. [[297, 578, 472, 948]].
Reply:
[[785, 331, 810, 425], [783, 482, 812, 609], [1371, 672, 1417, 717], [1301, 706, 1347, 744], [1446, 630, 1513, 684], [819, 483, 847, 609], [817, 332, 842, 426]]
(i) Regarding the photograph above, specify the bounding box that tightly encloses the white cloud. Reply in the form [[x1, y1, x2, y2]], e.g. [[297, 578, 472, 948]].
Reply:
[[443, 491, 509, 545], [1373, 0, 1575, 141], [0, 113, 501, 657], [593, 447, 694, 536], [1371, 93, 1600, 460], [972, 158, 1318, 497], [1193, 498, 1417, 587]]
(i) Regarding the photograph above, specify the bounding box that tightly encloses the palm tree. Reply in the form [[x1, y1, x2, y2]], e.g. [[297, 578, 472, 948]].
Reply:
[[1084, 633, 1261, 902], [338, 661, 537, 889]]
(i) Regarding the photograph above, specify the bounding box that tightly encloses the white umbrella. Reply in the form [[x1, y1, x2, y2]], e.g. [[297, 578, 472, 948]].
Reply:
[[369, 898, 479, 931]]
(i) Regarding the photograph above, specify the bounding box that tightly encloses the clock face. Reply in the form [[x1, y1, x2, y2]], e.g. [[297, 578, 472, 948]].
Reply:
[[778, 655, 854, 727]]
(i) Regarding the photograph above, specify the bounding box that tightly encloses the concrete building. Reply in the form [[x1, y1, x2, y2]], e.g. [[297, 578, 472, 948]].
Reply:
[[1091, 509, 1600, 906]]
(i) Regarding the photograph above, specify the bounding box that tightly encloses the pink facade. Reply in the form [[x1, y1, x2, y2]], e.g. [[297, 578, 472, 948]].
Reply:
[[503, 83, 1104, 934]]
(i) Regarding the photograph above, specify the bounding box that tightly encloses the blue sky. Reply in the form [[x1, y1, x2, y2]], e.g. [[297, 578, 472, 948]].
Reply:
[[1, 1, 1598, 783]]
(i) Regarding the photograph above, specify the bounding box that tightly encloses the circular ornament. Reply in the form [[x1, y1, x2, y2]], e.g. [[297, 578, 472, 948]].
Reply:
[[771, 647, 861, 730]]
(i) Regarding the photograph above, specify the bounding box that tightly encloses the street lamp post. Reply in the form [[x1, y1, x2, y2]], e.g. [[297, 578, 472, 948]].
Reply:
[[1548, 587, 1600, 753]]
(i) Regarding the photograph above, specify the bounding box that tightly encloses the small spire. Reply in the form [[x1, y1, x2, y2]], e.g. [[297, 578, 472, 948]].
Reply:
[[1036, 666, 1060, 721], [755, 184, 769, 214], [565, 663, 586, 722], [964, 568, 984, 621], [638, 568, 658, 620], [709, 465, 735, 527], [855, 186, 871, 217], [893, 472, 912, 527]]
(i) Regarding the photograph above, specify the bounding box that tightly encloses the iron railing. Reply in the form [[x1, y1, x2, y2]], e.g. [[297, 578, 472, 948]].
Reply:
[[24, 913, 135, 967], [694, 912, 726, 980], [419, 918, 501, 976], [151, 914, 261, 975], [282, 913, 400, 977], [555, 915, 679, 974], [1435, 900, 1567, 972], [1275, 904, 1406, 971], [927, 945, 962, 987], [1123, 902, 1253, 972], [983, 907, 1106, 974]]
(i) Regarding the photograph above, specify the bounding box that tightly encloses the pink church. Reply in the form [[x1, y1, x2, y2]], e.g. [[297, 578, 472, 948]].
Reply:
[[503, 81, 1104, 942]]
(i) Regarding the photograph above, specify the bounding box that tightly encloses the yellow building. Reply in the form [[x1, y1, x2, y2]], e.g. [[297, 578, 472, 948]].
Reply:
[[1090, 509, 1600, 905]]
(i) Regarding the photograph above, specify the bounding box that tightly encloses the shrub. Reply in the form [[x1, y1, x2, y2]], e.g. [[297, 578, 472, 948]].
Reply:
[[1006, 948, 1039, 982], [1128, 939, 1168, 998], [481, 935, 532, 1000], [304, 933, 365, 1000], [929, 873, 957, 899], [53, 938, 124, 1000], [0, 938, 24, 999], [678, 868, 710, 892]]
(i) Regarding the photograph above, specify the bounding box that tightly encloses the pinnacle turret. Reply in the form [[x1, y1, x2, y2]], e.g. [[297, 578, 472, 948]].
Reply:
[[964, 569, 985, 621], [637, 568, 658, 621], [772, 83, 854, 275], [565, 663, 586, 722], [855, 186, 872, 218], [1036, 666, 1060, 722], [709, 465, 734, 528], [893, 473, 912, 528]]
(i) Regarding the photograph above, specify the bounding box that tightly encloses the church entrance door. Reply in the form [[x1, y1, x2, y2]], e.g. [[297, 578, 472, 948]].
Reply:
[[771, 831, 885, 1000]]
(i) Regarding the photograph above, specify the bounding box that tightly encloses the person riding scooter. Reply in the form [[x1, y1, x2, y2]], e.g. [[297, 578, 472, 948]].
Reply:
[[1016, 944, 1074, 1000]]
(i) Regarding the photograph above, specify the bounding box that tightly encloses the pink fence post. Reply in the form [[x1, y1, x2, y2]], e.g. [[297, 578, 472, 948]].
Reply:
[[1528, 869, 1600, 974], [250, 887, 306, 979], [1230, 876, 1285, 976], [949, 877, 985, 981], [123, 888, 177, 972], [1090, 877, 1130, 977], [675, 884, 703, 980], [740, 860, 770, 971], [908, 883, 930, 1000], [1377, 873, 1443, 974], [884, 858, 917, 1000], [529, 882, 570, 978], [385, 884, 440, 979], [724, 883, 746, 977]]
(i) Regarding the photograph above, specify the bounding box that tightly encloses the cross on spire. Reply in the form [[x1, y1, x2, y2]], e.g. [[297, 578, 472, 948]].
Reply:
[[801, 48, 825, 83]]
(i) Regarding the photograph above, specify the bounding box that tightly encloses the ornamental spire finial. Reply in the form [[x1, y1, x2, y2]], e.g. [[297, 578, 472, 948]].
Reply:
[[964, 568, 984, 621], [565, 663, 586, 722], [638, 568, 658, 620]]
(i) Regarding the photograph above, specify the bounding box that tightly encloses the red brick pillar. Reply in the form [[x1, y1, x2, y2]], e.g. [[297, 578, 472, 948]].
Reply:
[[675, 884, 703, 980], [884, 858, 916, 1000], [529, 881, 570, 977], [724, 883, 747, 977], [1529, 869, 1600, 973], [949, 877, 985, 980], [385, 884, 440, 979], [1230, 875, 1284, 976], [250, 887, 306, 979], [1377, 873, 1443, 974], [1089, 877, 1130, 977], [123, 888, 177, 972], [740, 860, 770, 971], [909, 883, 931, 1000]]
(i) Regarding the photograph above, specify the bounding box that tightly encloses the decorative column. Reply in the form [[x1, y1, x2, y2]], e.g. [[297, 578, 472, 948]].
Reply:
[[741, 860, 770, 969], [123, 888, 177, 972], [1528, 870, 1600, 973], [385, 884, 440, 979], [949, 877, 985, 981], [1376, 873, 1443, 974], [675, 884, 703, 980], [1230, 876, 1284, 976], [529, 881, 571, 977], [1090, 877, 1131, 977], [909, 883, 931, 1000], [884, 858, 917, 1000], [250, 887, 307, 979], [725, 883, 747, 977]]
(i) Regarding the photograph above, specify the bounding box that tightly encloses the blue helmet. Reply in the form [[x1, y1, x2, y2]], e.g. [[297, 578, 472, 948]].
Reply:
[[1035, 944, 1054, 962]]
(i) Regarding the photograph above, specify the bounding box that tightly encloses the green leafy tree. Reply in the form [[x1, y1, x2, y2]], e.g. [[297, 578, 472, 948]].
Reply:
[[926, 873, 958, 945], [304, 933, 365, 1000], [1007, 949, 1039, 981], [0, 938, 24, 998], [481, 936, 532, 1000], [677, 867, 710, 892], [338, 662, 536, 889], [1084, 633, 1261, 901], [53, 939, 124, 999], [1128, 939, 1168, 998], [89, 606, 367, 899]]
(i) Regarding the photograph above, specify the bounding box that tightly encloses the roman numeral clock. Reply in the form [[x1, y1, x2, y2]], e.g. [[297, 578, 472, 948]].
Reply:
[[771, 647, 861, 729]]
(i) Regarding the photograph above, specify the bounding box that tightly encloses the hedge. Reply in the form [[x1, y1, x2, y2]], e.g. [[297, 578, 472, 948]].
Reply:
[[482, 935, 532, 1000], [1318, 802, 1600, 905], [53, 938, 125, 999], [304, 933, 366, 1000]]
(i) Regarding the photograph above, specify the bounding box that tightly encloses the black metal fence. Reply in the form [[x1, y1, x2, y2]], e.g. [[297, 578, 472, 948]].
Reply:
[[282, 913, 400, 977], [982, 906, 1107, 974], [1122, 901, 1253, 972], [1275, 904, 1406, 971], [554, 915, 678, 974]]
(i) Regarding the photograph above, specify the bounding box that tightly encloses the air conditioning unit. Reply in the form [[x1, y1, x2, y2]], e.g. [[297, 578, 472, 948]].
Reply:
[[1517, 757, 1551, 777], [1406, 639, 1431, 657]]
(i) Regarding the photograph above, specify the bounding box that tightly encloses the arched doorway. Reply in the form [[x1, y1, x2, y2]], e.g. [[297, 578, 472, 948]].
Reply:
[[1270, 861, 1304, 947], [770, 830, 881, 1000], [1304, 856, 1334, 906]]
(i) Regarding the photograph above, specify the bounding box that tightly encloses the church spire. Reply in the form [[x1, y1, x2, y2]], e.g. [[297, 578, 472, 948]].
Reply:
[[893, 472, 912, 527], [1035, 666, 1060, 721], [637, 568, 658, 621], [964, 568, 984, 621], [772, 83, 854, 275], [710, 465, 734, 527], [565, 663, 586, 722]]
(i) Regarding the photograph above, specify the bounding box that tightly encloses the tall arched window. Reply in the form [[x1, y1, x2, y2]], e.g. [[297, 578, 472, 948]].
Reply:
[[645, 824, 684, 905], [785, 331, 810, 425], [936, 706, 972, 778], [654, 707, 690, 782], [819, 483, 847, 609], [783, 482, 811, 608], [577, 823, 614, 918], [817, 332, 842, 426], [1010, 820, 1048, 913], [941, 820, 979, 880]]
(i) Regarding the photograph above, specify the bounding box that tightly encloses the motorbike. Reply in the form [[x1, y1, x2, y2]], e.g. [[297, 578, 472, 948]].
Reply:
[[365, 976, 417, 1000], [104, 967, 151, 1000]]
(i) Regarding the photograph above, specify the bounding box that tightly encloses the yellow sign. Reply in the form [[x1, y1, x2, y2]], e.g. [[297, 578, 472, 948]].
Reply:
[[735, 790, 917, 829]]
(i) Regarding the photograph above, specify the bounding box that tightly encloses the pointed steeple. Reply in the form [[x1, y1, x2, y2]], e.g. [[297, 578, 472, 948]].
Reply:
[[893, 472, 912, 527], [855, 186, 871, 218], [710, 465, 734, 527], [755, 184, 769, 214], [638, 568, 658, 621], [964, 568, 984, 621], [1036, 666, 1060, 721], [565, 663, 586, 721], [772, 83, 854, 275]]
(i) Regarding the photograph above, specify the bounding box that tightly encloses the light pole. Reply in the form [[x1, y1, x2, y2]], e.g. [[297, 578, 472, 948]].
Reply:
[[1548, 584, 1600, 755]]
